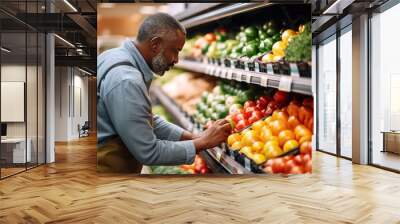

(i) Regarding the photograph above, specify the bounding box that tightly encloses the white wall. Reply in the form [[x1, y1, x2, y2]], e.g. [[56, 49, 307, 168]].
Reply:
[[54, 67, 89, 141]]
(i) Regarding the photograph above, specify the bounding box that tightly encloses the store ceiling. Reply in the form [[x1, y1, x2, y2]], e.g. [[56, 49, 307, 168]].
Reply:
[[0, 0, 97, 75]]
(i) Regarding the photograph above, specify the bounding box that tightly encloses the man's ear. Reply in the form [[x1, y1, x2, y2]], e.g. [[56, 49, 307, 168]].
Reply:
[[149, 36, 162, 54]]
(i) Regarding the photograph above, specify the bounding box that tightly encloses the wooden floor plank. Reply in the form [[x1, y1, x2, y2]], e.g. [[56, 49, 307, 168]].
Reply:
[[0, 135, 399, 223]]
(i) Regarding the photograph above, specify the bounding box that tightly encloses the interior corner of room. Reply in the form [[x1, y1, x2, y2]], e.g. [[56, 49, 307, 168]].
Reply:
[[0, 0, 97, 179]]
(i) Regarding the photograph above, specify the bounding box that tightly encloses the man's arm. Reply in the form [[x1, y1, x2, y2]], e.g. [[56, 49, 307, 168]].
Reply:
[[104, 78, 196, 166], [152, 115, 197, 141]]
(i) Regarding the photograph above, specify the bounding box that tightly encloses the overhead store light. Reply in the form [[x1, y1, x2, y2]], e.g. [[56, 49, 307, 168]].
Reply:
[[1, 47, 11, 53], [63, 0, 78, 12], [54, 34, 75, 48], [78, 67, 92, 76]]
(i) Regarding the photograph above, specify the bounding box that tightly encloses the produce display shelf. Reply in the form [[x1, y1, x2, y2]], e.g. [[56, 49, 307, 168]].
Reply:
[[206, 147, 252, 174], [151, 85, 252, 174], [150, 85, 193, 131], [174, 3, 222, 21], [180, 3, 272, 28], [179, 1, 308, 29], [175, 59, 312, 96]]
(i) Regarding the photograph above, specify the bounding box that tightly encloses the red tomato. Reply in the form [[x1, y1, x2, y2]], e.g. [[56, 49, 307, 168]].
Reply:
[[256, 96, 272, 110], [284, 160, 296, 173], [200, 168, 208, 174], [305, 160, 312, 173], [302, 154, 311, 163], [249, 110, 263, 123], [265, 159, 274, 167], [300, 141, 312, 155], [290, 166, 304, 174], [204, 33, 216, 43], [282, 155, 292, 162], [264, 166, 273, 174], [274, 91, 290, 104], [303, 98, 313, 108], [235, 119, 248, 130], [271, 158, 285, 173], [232, 113, 245, 123], [293, 154, 304, 165], [244, 107, 256, 119], [265, 101, 278, 116], [244, 100, 256, 109]]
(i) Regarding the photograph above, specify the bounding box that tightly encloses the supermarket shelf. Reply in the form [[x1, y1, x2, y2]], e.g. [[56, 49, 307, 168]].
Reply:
[[180, 1, 308, 29], [180, 3, 273, 29], [175, 60, 312, 95], [151, 85, 252, 174], [150, 85, 194, 131], [174, 3, 222, 21], [206, 147, 252, 174]]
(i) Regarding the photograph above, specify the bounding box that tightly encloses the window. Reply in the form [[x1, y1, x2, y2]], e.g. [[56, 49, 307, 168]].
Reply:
[[317, 35, 337, 154], [339, 26, 352, 158], [370, 2, 400, 171]]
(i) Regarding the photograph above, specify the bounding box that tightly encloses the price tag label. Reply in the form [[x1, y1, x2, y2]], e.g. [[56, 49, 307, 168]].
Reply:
[[279, 76, 293, 92], [260, 76, 268, 87], [236, 71, 242, 81], [289, 63, 300, 77], [221, 69, 227, 78], [255, 63, 260, 72], [266, 64, 274, 74], [245, 75, 251, 83], [210, 66, 216, 76], [204, 66, 209, 74], [216, 149, 222, 161], [244, 157, 251, 171], [244, 63, 249, 71], [227, 69, 233, 79], [215, 67, 220, 77]]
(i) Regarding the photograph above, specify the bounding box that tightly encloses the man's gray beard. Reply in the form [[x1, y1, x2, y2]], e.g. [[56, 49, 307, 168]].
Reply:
[[151, 50, 169, 76]]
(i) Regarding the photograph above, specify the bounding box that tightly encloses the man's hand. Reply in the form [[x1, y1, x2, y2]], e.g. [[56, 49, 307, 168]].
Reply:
[[193, 119, 232, 153]]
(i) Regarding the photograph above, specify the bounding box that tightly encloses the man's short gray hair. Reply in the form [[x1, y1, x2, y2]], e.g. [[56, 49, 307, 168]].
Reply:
[[137, 12, 186, 42]]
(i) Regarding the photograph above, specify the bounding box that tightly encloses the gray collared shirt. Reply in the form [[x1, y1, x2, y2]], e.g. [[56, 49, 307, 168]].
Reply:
[[97, 39, 195, 165]]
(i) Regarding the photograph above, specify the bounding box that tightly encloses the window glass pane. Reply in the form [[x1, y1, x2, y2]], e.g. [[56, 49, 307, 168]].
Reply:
[[339, 27, 352, 158], [1, 11, 27, 177], [371, 3, 400, 171], [317, 35, 337, 154]]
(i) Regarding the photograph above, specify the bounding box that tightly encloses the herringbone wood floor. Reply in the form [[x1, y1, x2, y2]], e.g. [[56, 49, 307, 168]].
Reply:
[[0, 135, 400, 224]]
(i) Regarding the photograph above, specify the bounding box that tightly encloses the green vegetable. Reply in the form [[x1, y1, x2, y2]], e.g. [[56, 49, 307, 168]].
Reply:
[[225, 96, 239, 107], [285, 23, 311, 62], [201, 92, 209, 102], [244, 26, 258, 40], [272, 33, 281, 42], [216, 34, 226, 42], [259, 38, 273, 53], [202, 44, 210, 54], [242, 42, 259, 57], [266, 27, 278, 36]]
